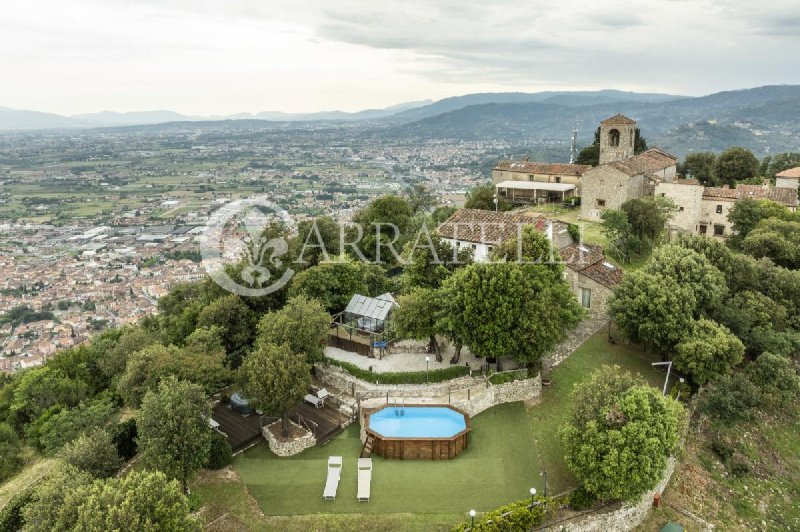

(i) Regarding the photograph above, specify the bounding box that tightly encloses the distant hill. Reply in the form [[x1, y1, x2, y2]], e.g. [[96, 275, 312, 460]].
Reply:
[[388, 85, 800, 157], [71, 110, 191, 127], [0, 106, 78, 130]]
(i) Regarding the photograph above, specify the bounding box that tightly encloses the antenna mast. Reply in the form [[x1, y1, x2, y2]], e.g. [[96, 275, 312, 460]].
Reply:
[[569, 120, 578, 164]]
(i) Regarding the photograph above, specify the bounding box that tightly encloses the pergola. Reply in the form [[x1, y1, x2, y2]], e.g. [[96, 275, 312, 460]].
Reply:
[[495, 181, 577, 204]]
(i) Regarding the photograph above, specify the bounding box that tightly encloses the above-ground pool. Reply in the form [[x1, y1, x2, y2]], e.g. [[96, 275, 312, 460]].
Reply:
[[365, 404, 470, 460]]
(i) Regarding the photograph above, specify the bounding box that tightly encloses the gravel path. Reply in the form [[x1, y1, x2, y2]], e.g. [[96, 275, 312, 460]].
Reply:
[[325, 343, 482, 373]]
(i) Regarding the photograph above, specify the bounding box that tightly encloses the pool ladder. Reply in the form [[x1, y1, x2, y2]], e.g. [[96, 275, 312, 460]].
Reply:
[[394, 397, 405, 416]]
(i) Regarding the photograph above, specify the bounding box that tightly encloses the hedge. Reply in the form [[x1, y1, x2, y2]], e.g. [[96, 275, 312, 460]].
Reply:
[[487, 370, 530, 386], [325, 359, 471, 385]]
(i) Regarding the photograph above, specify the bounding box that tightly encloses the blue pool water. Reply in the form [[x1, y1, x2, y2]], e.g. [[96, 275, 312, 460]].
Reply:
[[368, 407, 467, 438]]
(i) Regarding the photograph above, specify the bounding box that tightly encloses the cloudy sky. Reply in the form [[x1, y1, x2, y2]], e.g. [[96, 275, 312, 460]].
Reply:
[[2, 0, 799, 115]]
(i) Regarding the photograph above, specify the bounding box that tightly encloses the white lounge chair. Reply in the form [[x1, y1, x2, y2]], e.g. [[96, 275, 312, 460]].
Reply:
[[304, 394, 323, 409], [317, 388, 330, 404], [357, 457, 372, 502], [323, 456, 343, 501]]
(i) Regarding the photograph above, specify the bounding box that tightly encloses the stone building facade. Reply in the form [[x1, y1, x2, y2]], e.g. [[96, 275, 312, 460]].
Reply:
[[776, 166, 800, 192], [599, 114, 637, 164], [560, 243, 623, 316], [491, 159, 591, 189]]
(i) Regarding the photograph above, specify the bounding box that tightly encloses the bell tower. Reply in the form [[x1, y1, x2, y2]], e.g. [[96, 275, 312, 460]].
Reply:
[[599, 114, 636, 164]]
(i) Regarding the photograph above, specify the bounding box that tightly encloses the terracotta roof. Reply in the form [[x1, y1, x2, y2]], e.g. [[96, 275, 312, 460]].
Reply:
[[776, 166, 800, 178], [702, 184, 798, 208], [493, 160, 592, 176], [436, 209, 541, 245], [604, 148, 677, 177], [600, 113, 637, 125], [560, 243, 623, 288]]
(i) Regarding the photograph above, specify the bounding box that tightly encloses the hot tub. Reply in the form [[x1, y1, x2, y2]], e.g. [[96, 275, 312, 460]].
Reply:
[[365, 405, 470, 460]]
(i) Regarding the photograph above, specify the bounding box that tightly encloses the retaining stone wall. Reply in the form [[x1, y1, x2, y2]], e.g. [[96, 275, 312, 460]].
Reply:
[[262, 420, 316, 457]]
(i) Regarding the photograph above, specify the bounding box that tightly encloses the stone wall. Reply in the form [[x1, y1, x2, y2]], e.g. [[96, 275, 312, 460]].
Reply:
[[543, 315, 609, 371], [656, 181, 704, 233], [262, 420, 316, 457], [557, 457, 677, 531], [580, 166, 644, 220]]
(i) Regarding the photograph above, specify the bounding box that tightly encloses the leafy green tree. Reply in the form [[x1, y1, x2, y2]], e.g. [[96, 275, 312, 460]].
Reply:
[[728, 198, 794, 244], [11, 366, 88, 424], [491, 225, 555, 263], [561, 377, 686, 501], [0, 422, 23, 483], [405, 183, 438, 213], [713, 290, 797, 357], [351, 195, 415, 263], [111, 418, 138, 461], [293, 216, 341, 266], [746, 352, 800, 407], [71, 471, 199, 531], [196, 294, 256, 367], [763, 152, 800, 179], [239, 343, 311, 437], [22, 464, 93, 532], [567, 365, 645, 426], [714, 147, 760, 186], [438, 262, 583, 366], [205, 431, 233, 469], [289, 259, 385, 313], [256, 295, 331, 364], [36, 395, 119, 453], [620, 197, 676, 247], [464, 183, 510, 211], [741, 218, 800, 269], [402, 233, 472, 291], [680, 152, 717, 185], [643, 245, 727, 311], [392, 289, 443, 358], [430, 205, 457, 225], [95, 326, 157, 385], [137, 378, 212, 494], [674, 319, 744, 385], [60, 428, 122, 478], [600, 208, 637, 262], [610, 271, 696, 354], [700, 373, 762, 423]]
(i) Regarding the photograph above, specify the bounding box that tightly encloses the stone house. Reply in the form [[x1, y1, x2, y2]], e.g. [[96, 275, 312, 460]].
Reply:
[[560, 243, 623, 315], [580, 148, 678, 220], [656, 181, 799, 238], [492, 159, 591, 202], [436, 209, 573, 261], [776, 167, 800, 192]]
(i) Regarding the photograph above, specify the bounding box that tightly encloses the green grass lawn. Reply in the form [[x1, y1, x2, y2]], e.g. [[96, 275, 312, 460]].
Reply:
[[234, 402, 542, 516], [529, 329, 665, 493]]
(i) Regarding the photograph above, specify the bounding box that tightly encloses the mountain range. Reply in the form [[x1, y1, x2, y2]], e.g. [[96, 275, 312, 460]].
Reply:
[[2, 86, 799, 157]]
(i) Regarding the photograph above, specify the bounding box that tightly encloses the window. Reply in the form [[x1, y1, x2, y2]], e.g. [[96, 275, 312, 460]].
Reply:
[[555, 176, 562, 183], [471, 244, 477, 250], [609, 129, 620, 147], [699, 224, 707, 234], [714, 225, 725, 236], [580, 287, 592, 309], [529, 175, 534, 181], [679, 206, 684, 212], [596, 199, 606, 207], [716, 205, 723, 214]]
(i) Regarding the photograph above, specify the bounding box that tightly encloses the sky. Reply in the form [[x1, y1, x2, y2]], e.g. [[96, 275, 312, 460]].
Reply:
[[1, 0, 799, 115]]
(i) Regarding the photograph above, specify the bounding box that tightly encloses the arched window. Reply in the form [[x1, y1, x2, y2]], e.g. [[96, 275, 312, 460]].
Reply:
[[609, 129, 620, 147]]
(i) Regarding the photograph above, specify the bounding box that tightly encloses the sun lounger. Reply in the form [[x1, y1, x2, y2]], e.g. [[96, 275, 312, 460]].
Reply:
[[323, 456, 343, 500], [357, 457, 372, 502], [304, 394, 323, 409], [317, 388, 330, 403]]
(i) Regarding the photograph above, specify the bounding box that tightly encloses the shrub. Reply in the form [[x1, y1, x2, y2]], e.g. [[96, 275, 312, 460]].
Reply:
[[0, 487, 34, 531], [568, 486, 597, 510], [205, 431, 233, 470], [746, 352, 800, 407], [35, 396, 119, 453], [326, 359, 470, 384], [700, 373, 762, 423], [111, 418, 138, 461], [0, 422, 24, 483], [59, 428, 123, 478], [488, 370, 530, 385], [710, 439, 734, 463], [450, 497, 555, 531]]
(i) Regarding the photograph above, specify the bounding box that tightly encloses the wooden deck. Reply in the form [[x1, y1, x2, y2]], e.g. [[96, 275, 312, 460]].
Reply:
[[211, 403, 265, 453], [293, 401, 348, 445]]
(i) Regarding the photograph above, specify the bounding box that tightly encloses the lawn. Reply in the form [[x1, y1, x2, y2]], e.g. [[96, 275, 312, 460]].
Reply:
[[234, 402, 543, 516], [528, 329, 665, 493]]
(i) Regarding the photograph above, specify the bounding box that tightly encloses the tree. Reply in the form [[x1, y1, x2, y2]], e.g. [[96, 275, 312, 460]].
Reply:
[[567, 365, 645, 427], [464, 183, 510, 211], [293, 216, 341, 266], [763, 152, 800, 180], [600, 208, 637, 262], [205, 431, 233, 469], [674, 319, 744, 385], [609, 271, 696, 354], [700, 373, 762, 423], [727, 198, 794, 245], [36, 395, 118, 453], [256, 295, 331, 364], [741, 218, 800, 269], [746, 352, 800, 407], [95, 326, 157, 385], [392, 289, 443, 359], [576, 127, 648, 166], [0, 422, 23, 483], [196, 294, 256, 366], [714, 147, 760, 186], [680, 152, 717, 185], [351, 195, 415, 263], [405, 183, 438, 213], [438, 262, 583, 366], [643, 245, 728, 311], [60, 428, 123, 478], [22, 464, 93, 532], [71, 471, 199, 531], [289, 259, 385, 313], [137, 377, 212, 494], [713, 290, 792, 357], [402, 233, 472, 291], [239, 343, 311, 437], [620, 197, 676, 248], [10, 366, 88, 424], [491, 225, 555, 263], [561, 375, 686, 501]]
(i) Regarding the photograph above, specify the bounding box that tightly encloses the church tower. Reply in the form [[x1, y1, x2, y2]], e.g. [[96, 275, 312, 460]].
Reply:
[[599, 114, 636, 164]]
